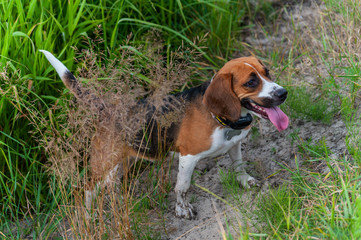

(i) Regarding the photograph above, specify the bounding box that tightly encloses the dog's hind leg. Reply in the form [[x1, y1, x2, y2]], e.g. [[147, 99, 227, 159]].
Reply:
[[85, 163, 120, 218], [84, 127, 124, 217]]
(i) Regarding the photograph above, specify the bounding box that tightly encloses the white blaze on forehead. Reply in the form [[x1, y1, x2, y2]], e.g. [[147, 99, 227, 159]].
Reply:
[[244, 62, 282, 98]]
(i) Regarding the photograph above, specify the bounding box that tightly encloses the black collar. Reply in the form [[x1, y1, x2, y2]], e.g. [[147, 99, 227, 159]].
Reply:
[[213, 113, 253, 130]]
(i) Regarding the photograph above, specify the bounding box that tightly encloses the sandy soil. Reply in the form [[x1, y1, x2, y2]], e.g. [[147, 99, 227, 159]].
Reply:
[[162, 118, 346, 239]]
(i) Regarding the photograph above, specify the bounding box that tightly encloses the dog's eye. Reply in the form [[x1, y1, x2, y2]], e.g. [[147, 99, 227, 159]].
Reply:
[[244, 73, 259, 88]]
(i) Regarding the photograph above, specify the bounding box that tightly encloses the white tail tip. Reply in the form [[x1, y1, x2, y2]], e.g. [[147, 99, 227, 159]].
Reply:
[[39, 50, 69, 79]]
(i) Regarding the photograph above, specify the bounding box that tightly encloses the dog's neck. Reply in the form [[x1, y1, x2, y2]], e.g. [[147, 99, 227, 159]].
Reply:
[[210, 112, 252, 130]]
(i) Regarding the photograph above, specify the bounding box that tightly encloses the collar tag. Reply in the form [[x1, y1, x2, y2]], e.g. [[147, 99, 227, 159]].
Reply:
[[225, 129, 243, 140]]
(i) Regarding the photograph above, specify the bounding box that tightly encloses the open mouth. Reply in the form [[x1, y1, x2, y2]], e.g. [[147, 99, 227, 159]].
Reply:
[[241, 99, 289, 132], [241, 99, 269, 120]]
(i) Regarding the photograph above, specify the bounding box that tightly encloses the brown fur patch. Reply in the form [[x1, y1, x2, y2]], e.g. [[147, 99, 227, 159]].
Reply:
[[176, 98, 217, 156], [90, 126, 124, 182], [202, 73, 242, 122]]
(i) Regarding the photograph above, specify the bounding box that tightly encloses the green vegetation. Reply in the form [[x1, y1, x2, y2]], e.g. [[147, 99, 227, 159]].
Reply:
[[1, 0, 361, 238], [256, 154, 361, 239], [282, 86, 338, 124]]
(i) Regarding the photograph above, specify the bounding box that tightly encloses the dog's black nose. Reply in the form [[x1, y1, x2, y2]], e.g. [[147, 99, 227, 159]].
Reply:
[[274, 88, 288, 101]]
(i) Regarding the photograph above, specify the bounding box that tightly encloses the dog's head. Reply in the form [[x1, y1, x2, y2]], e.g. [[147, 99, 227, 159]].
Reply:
[[203, 56, 289, 131]]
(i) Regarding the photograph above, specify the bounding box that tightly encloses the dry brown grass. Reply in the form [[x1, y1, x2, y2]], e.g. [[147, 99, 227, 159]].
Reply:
[[36, 31, 203, 238]]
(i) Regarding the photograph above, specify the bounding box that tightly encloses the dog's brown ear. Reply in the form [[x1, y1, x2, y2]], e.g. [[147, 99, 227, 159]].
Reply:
[[203, 73, 241, 122]]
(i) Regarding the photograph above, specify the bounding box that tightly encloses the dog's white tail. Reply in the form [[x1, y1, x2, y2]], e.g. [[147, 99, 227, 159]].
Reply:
[[39, 50, 69, 80], [40, 50, 105, 111]]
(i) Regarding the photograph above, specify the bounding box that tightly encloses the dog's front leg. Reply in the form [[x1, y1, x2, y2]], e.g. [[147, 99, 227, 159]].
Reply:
[[174, 154, 199, 219], [228, 141, 258, 188]]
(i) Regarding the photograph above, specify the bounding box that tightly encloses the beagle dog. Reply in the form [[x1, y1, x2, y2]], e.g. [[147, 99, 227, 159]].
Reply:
[[40, 50, 289, 220]]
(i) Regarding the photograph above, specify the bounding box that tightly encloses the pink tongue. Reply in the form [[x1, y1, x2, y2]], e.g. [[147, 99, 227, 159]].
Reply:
[[264, 107, 289, 132]]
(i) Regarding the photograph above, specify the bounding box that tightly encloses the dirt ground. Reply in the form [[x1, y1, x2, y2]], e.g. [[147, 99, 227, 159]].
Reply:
[[161, 1, 348, 239], [163, 119, 346, 239]]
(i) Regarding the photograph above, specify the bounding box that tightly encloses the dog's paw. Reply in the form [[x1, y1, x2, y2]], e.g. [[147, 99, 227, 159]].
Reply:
[[237, 173, 260, 189], [175, 202, 197, 220]]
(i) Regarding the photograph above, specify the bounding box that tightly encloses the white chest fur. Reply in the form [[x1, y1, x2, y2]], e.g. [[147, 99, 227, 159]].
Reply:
[[183, 127, 250, 160], [208, 127, 249, 157]]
